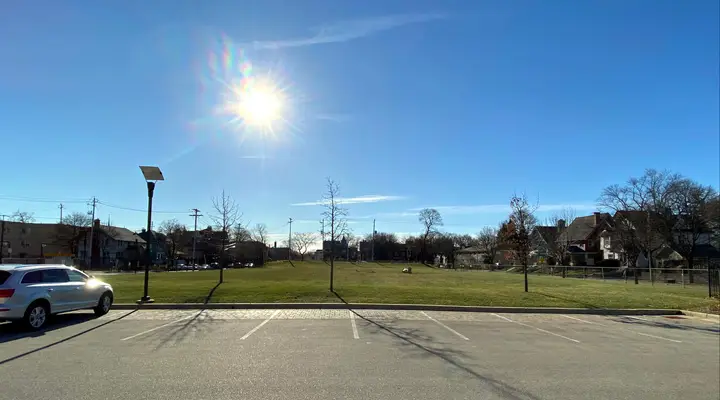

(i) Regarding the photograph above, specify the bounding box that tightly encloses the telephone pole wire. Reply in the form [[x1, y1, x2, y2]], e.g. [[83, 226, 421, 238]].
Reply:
[[288, 217, 293, 261], [190, 208, 202, 267]]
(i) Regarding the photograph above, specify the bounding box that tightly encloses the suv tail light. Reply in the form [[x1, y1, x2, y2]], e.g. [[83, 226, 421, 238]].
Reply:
[[0, 288, 15, 301]]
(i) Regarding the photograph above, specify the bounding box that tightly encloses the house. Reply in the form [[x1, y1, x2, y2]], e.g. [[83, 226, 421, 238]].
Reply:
[[323, 236, 356, 260], [136, 230, 169, 265], [0, 221, 76, 264], [177, 227, 227, 264], [558, 212, 613, 266], [530, 220, 565, 264], [77, 219, 146, 268], [226, 240, 266, 265], [268, 242, 290, 260], [454, 246, 487, 266]]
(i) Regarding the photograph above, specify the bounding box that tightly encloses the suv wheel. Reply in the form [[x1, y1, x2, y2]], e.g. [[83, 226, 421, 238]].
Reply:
[[24, 302, 49, 330], [94, 292, 113, 316]]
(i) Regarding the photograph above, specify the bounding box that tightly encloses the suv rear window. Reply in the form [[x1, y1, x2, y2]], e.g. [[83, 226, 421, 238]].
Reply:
[[21, 271, 43, 284], [0, 271, 10, 285]]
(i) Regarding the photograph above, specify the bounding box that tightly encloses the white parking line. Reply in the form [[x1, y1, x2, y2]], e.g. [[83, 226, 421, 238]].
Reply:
[[492, 313, 580, 343], [349, 311, 360, 339], [121, 312, 202, 341], [421, 311, 469, 341], [240, 310, 280, 340], [561, 315, 683, 343]]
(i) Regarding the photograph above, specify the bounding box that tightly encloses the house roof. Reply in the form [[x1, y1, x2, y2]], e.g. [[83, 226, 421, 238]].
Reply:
[[691, 244, 720, 259], [561, 213, 611, 242], [455, 246, 485, 254], [534, 226, 560, 244], [98, 226, 146, 243]]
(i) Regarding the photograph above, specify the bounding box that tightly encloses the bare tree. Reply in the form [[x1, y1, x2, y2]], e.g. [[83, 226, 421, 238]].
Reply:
[[232, 223, 251, 243], [476, 227, 499, 264], [667, 179, 718, 270], [158, 219, 186, 264], [209, 190, 240, 283], [543, 210, 575, 266], [292, 232, 317, 261], [418, 208, 443, 263], [509, 194, 538, 292], [63, 211, 92, 227], [321, 178, 349, 291], [12, 210, 35, 223], [252, 223, 268, 244], [599, 169, 681, 281], [54, 211, 92, 258]]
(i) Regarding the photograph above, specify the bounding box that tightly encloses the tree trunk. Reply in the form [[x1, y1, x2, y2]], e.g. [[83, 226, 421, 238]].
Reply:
[[523, 262, 528, 292]]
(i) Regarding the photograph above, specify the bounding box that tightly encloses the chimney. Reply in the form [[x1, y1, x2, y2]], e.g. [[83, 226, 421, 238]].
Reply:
[[557, 219, 566, 230], [94, 219, 101, 229], [593, 212, 601, 226], [274, 241, 277, 248]]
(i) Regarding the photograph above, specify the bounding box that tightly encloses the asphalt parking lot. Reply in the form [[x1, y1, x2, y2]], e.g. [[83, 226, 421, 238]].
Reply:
[[1, 310, 718, 400]]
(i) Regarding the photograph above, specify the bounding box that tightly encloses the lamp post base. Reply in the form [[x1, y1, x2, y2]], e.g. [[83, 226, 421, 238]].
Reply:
[[136, 297, 155, 304]]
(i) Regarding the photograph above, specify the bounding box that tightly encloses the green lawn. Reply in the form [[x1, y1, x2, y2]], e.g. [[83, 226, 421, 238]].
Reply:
[[101, 261, 720, 313]]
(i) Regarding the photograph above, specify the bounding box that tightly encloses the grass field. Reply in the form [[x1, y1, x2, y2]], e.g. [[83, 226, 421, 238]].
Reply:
[[101, 261, 720, 312]]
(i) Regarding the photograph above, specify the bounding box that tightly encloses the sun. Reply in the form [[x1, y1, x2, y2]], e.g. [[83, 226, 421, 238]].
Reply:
[[220, 76, 287, 135], [234, 81, 283, 128]]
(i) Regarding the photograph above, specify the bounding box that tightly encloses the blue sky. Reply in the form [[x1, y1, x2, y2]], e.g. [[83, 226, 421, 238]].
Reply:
[[1, 0, 718, 246]]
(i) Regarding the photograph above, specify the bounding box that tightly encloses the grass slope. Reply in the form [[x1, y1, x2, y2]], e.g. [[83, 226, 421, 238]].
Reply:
[[102, 261, 719, 312]]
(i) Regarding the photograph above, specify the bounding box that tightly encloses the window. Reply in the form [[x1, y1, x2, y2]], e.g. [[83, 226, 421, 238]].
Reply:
[[42, 269, 69, 283], [21, 271, 43, 284], [0, 271, 11, 285], [67, 270, 89, 283], [608, 253, 615, 259]]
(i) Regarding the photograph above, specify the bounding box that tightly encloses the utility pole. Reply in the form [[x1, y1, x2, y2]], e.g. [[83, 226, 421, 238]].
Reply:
[[0, 214, 7, 262], [190, 209, 202, 267], [371, 219, 376, 262], [58, 203, 64, 224], [87, 197, 97, 268], [288, 217, 293, 260]]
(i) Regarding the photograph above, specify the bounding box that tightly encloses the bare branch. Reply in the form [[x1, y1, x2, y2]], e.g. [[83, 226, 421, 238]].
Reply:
[[209, 190, 241, 277], [158, 218, 186, 262], [251, 223, 268, 244], [11, 210, 35, 224], [292, 232, 317, 260], [418, 208, 443, 262], [509, 193, 538, 292], [476, 227, 498, 264]]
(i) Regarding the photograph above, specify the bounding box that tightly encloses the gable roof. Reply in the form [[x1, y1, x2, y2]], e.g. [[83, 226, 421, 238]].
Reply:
[[98, 225, 145, 243], [534, 226, 560, 244], [560, 213, 612, 242]]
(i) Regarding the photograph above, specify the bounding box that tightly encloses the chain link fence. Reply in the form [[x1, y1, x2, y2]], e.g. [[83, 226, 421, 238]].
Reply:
[[452, 263, 720, 296]]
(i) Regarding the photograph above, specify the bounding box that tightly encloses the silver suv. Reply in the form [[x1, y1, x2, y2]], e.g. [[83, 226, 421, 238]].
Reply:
[[0, 264, 114, 330]]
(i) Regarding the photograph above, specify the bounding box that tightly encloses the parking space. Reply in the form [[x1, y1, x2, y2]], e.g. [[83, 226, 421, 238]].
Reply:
[[1, 309, 718, 400]]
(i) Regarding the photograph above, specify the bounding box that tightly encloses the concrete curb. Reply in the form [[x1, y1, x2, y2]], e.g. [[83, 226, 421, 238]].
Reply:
[[681, 310, 720, 321], [112, 302, 682, 316]]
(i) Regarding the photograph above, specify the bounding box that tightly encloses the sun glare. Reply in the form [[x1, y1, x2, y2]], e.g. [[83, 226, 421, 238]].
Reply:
[[233, 81, 284, 128]]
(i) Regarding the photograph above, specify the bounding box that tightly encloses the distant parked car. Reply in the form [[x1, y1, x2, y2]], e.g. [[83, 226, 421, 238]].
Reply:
[[0, 264, 114, 330]]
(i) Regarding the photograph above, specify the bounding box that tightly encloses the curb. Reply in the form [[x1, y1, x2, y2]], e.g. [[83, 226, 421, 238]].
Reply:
[[681, 310, 720, 321], [112, 303, 682, 316]]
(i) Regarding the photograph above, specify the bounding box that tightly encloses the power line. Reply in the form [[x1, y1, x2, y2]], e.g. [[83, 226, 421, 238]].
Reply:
[[0, 195, 87, 204], [97, 201, 187, 214]]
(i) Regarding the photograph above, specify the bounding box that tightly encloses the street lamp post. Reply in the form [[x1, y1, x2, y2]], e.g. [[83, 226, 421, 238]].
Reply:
[[138, 166, 164, 304]]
